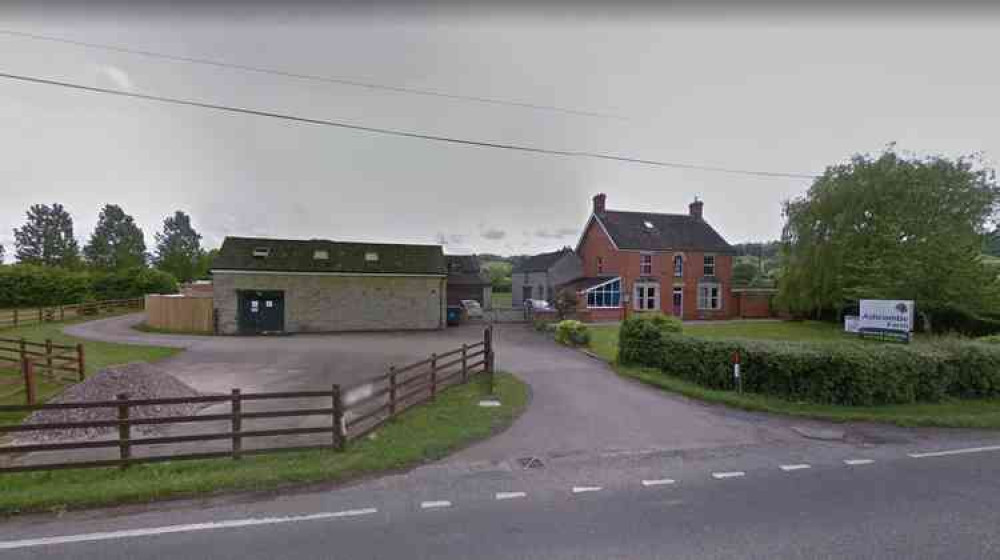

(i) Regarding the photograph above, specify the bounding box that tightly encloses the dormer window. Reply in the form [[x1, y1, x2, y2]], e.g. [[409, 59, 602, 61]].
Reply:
[[313, 250, 329, 260], [365, 252, 379, 262], [643, 220, 655, 230], [252, 247, 270, 258]]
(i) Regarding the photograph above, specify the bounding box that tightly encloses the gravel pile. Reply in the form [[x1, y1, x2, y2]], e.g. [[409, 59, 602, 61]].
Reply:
[[18, 363, 210, 444]]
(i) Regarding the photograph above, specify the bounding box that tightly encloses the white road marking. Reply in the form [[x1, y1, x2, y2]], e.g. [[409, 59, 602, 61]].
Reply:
[[495, 492, 526, 500], [420, 501, 452, 510], [780, 464, 811, 471], [908, 445, 1000, 459], [0, 508, 378, 551], [641, 478, 676, 487], [844, 459, 875, 466], [572, 486, 603, 494], [711, 471, 745, 480]]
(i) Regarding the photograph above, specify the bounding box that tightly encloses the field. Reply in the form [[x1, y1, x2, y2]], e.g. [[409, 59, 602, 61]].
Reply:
[[584, 319, 1000, 428], [491, 292, 512, 309]]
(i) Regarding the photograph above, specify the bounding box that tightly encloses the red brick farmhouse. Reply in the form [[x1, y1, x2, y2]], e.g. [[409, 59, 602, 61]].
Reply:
[[566, 193, 769, 322]]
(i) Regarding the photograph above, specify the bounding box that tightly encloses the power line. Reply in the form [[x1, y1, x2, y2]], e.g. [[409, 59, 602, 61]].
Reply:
[[0, 70, 820, 180], [0, 27, 627, 121]]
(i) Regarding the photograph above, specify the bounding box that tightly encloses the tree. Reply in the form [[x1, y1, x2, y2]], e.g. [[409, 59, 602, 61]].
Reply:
[[84, 204, 147, 270], [554, 288, 579, 320], [732, 261, 758, 286], [13, 203, 80, 267], [778, 148, 1000, 326], [0, 243, 5, 265], [481, 260, 513, 293], [154, 211, 203, 283]]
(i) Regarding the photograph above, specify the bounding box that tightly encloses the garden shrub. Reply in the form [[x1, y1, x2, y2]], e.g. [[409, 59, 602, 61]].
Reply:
[[555, 320, 590, 346], [618, 313, 683, 367], [533, 319, 557, 334], [636, 334, 1000, 406]]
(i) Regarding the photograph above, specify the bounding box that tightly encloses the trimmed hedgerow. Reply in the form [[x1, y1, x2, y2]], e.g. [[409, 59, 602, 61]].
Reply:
[[617, 313, 683, 367], [555, 320, 590, 346], [621, 332, 1000, 406]]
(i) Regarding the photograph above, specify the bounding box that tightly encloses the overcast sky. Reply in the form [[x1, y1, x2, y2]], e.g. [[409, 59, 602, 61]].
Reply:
[[2, 3, 999, 257]]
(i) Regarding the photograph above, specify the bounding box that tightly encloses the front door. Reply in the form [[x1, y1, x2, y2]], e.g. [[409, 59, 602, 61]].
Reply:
[[672, 287, 683, 316], [634, 283, 659, 312], [238, 291, 285, 334]]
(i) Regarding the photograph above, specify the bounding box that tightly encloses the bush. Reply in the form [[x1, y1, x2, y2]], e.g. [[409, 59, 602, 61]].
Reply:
[[977, 334, 1000, 344], [0, 265, 92, 308], [555, 320, 590, 346], [618, 313, 683, 367], [640, 334, 1000, 406], [920, 304, 1000, 337], [91, 268, 179, 300], [533, 319, 557, 333], [0, 265, 178, 309]]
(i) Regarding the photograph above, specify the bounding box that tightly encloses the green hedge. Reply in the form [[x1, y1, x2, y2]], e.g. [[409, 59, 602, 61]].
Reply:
[[0, 265, 178, 308], [618, 313, 683, 367], [621, 332, 1000, 406], [555, 320, 590, 346]]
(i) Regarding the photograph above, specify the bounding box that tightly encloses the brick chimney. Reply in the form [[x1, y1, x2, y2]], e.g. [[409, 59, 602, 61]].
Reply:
[[689, 197, 704, 220], [593, 193, 607, 215]]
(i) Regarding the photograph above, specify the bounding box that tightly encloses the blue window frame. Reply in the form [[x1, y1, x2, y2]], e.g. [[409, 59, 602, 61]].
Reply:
[[586, 278, 622, 308]]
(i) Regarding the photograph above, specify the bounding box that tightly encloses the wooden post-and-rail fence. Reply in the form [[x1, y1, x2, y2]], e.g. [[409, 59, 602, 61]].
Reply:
[[0, 328, 495, 474], [0, 337, 85, 405], [0, 297, 144, 330]]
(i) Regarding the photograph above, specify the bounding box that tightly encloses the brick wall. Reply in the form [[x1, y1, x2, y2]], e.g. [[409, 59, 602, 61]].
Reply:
[[214, 272, 446, 334]]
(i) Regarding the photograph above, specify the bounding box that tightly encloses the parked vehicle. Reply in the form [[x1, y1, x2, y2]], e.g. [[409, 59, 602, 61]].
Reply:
[[461, 299, 484, 319], [525, 299, 552, 311]]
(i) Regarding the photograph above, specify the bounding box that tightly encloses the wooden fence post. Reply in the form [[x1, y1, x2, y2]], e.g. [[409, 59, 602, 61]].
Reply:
[[59, 305, 65, 321], [45, 339, 53, 375], [12, 308, 17, 327], [430, 353, 437, 401], [332, 384, 345, 451], [117, 393, 131, 469], [231, 389, 242, 460], [485, 326, 495, 394], [388, 366, 397, 415], [38, 308, 43, 324], [18, 338, 25, 365], [461, 343, 468, 383], [77, 343, 86, 381], [21, 359, 36, 405]]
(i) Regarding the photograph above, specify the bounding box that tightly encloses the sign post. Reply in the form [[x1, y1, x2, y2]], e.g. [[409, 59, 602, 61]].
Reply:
[[859, 300, 914, 343]]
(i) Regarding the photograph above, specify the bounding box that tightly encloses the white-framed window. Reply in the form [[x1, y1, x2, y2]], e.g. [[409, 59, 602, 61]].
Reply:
[[585, 277, 621, 308], [673, 254, 683, 277], [640, 253, 653, 275], [597, 256, 604, 274], [697, 283, 722, 310], [634, 283, 659, 311], [703, 255, 716, 276]]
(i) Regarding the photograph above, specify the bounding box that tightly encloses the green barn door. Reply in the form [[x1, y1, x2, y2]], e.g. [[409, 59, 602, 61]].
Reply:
[[238, 291, 285, 334]]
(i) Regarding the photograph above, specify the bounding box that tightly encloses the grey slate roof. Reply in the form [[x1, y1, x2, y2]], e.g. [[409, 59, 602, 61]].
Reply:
[[596, 211, 734, 253], [513, 248, 575, 273], [213, 237, 447, 275], [446, 255, 491, 286]]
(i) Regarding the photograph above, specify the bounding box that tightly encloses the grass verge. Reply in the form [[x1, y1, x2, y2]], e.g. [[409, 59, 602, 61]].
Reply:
[[0, 315, 181, 424], [585, 323, 1000, 429], [0, 372, 528, 515]]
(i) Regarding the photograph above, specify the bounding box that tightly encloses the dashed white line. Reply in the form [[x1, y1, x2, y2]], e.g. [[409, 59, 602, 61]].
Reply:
[[780, 464, 811, 471], [572, 486, 603, 494], [0, 508, 379, 550], [844, 459, 875, 466], [420, 501, 452, 510], [641, 478, 676, 487], [711, 471, 745, 480], [495, 492, 527, 500], [908, 445, 1000, 459]]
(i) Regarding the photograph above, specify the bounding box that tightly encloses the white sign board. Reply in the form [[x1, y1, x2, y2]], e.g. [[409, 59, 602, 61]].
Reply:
[[844, 315, 860, 333], [859, 300, 914, 333]]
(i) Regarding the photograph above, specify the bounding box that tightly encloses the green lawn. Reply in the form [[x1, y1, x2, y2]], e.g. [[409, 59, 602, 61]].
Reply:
[[0, 316, 180, 423], [0, 372, 528, 515], [492, 292, 512, 309], [585, 320, 1000, 429]]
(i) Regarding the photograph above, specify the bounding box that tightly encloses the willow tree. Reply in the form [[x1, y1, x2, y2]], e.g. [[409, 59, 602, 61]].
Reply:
[[778, 149, 1000, 327]]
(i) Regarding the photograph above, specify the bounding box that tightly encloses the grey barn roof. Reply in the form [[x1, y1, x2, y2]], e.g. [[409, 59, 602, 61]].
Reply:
[[513, 248, 575, 273], [596, 210, 734, 253], [213, 237, 447, 275]]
